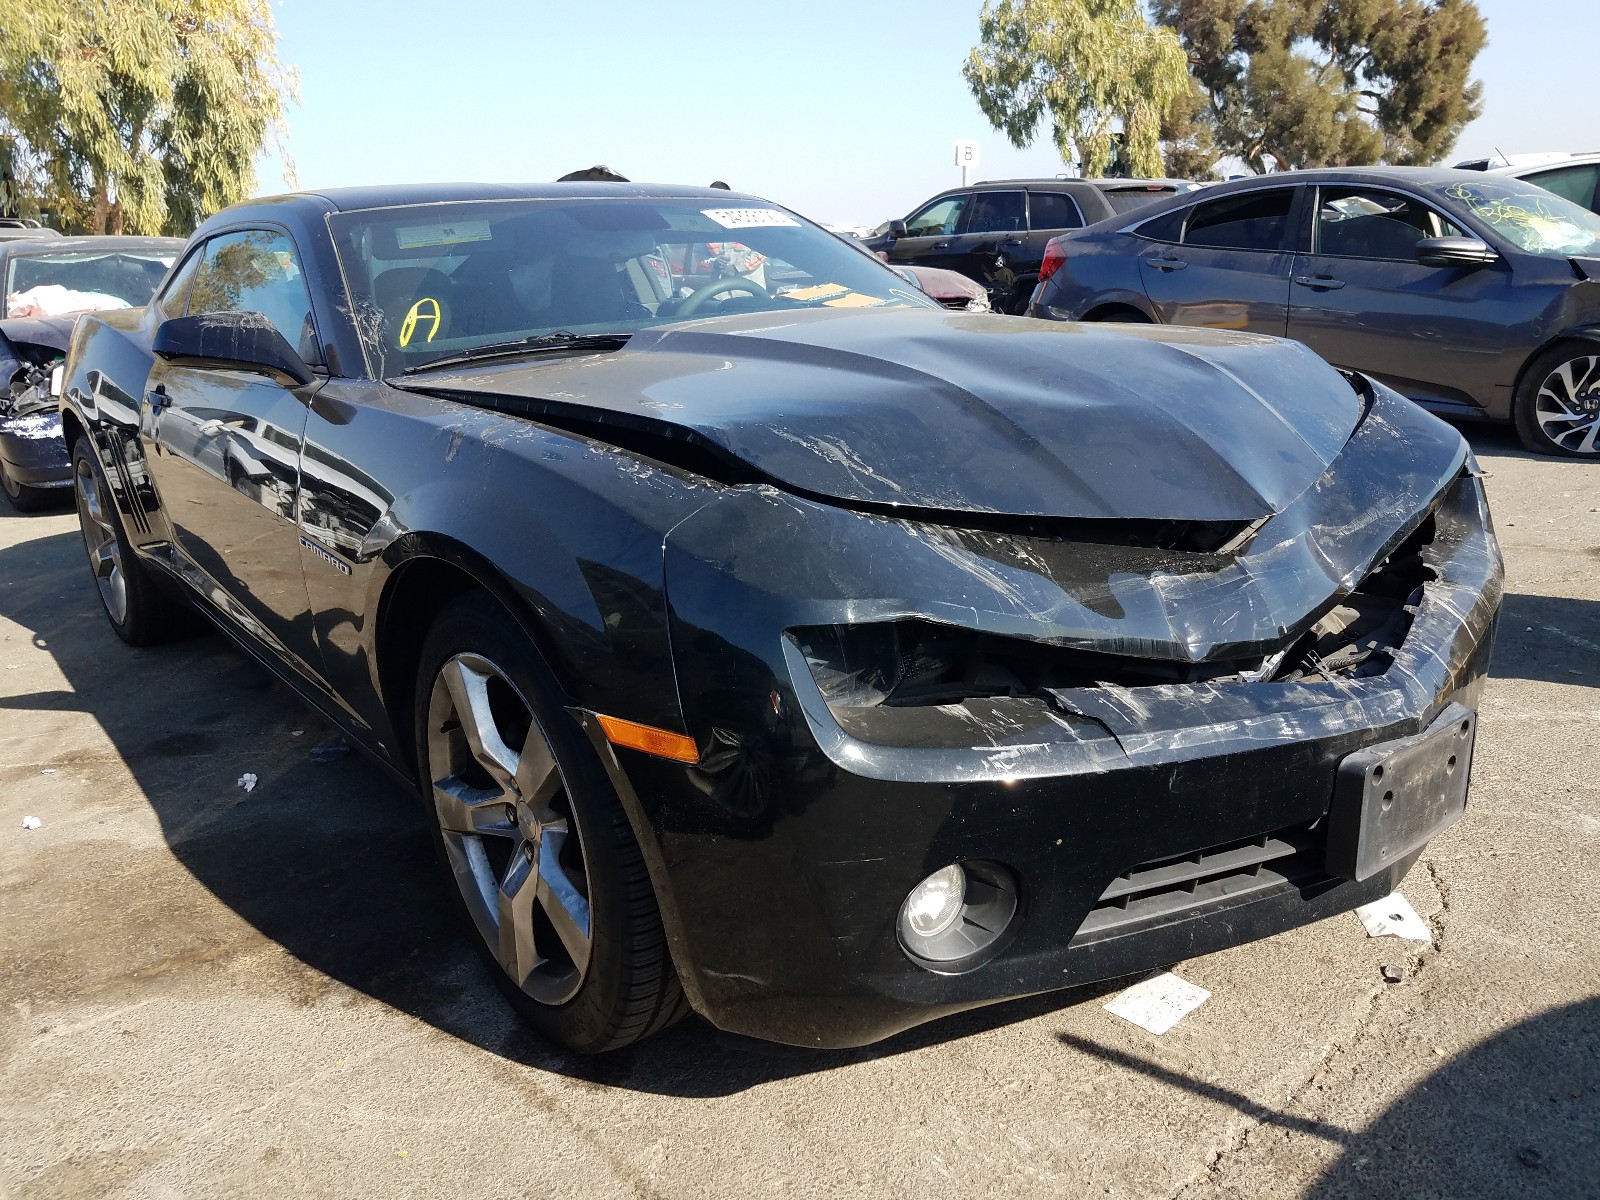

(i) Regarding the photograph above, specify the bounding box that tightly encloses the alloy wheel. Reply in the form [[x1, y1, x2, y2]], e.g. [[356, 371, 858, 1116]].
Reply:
[[425, 652, 593, 1005], [74, 455, 128, 625], [1535, 354, 1600, 455]]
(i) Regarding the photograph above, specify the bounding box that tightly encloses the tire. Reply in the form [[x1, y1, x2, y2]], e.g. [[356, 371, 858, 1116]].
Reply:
[[71, 439, 190, 645], [1, 458, 55, 512], [413, 592, 689, 1053], [1513, 343, 1600, 457]]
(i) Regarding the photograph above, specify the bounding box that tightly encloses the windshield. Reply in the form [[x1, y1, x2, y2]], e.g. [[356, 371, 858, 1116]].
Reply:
[[4, 249, 177, 316], [327, 197, 935, 375], [1438, 178, 1600, 256]]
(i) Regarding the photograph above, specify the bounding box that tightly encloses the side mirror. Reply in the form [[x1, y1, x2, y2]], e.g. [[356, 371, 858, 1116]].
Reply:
[[1415, 236, 1499, 268], [887, 219, 909, 240], [152, 312, 316, 388]]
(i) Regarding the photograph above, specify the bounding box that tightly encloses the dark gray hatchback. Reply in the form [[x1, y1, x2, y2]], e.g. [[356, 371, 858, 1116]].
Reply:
[[1027, 167, 1600, 457]]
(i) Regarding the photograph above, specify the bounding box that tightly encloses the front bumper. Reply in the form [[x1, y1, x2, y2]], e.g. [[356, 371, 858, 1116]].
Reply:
[[608, 409, 1500, 1047], [0, 410, 71, 488]]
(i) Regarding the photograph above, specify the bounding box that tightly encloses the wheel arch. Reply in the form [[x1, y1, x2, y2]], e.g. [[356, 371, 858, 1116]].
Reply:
[[1511, 326, 1600, 401], [1082, 301, 1156, 323], [373, 535, 563, 777], [374, 534, 699, 1001]]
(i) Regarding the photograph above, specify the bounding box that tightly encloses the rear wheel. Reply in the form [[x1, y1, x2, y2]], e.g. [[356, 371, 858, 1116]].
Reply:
[[1, 459, 54, 512], [71, 440, 188, 645], [414, 593, 688, 1052], [1514, 344, 1600, 457]]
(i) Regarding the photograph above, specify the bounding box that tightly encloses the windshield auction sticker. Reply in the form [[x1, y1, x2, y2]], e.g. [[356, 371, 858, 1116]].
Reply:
[[701, 208, 801, 230], [396, 219, 492, 249]]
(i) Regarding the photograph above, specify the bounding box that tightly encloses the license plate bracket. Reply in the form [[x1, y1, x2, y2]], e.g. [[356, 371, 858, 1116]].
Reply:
[[1325, 703, 1476, 882]]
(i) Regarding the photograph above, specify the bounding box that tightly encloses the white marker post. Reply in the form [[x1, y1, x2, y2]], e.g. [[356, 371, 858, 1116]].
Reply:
[[954, 140, 980, 188]]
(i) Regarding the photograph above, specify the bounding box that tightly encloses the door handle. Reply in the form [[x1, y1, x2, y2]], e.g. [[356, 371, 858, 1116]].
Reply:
[[1000, 236, 1025, 247], [931, 241, 951, 250], [146, 385, 169, 410], [1293, 274, 1346, 290], [1151, 257, 1187, 272]]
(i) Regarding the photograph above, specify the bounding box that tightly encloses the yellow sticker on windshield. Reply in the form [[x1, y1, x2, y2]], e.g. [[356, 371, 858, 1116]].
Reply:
[[399, 297, 442, 347], [784, 283, 850, 302], [823, 292, 884, 308]]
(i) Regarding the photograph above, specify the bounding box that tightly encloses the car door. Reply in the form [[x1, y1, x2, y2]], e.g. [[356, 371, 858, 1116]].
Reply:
[[946, 190, 1028, 304], [1286, 185, 1517, 410], [142, 227, 324, 677], [887, 194, 972, 273], [1136, 187, 1301, 335]]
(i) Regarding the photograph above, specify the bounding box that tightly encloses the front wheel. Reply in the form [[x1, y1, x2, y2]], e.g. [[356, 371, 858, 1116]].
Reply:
[[414, 593, 689, 1052], [1514, 344, 1600, 457], [71, 439, 189, 645]]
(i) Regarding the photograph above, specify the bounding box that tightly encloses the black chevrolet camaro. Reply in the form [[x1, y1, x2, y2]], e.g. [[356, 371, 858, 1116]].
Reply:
[[59, 183, 1502, 1052]]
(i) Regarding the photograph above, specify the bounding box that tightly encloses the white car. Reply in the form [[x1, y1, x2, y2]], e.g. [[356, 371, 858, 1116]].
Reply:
[[1455, 151, 1600, 215]]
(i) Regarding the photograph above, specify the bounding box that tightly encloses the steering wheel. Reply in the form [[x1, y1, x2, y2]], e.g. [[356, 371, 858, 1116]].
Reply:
[[674, 274, 773, 318]]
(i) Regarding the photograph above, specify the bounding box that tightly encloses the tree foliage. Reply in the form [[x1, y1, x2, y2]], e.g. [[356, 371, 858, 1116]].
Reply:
[[964, 0, 1192, 178], [1153, 0, 1487, 172], [0, 0, 297, 235]]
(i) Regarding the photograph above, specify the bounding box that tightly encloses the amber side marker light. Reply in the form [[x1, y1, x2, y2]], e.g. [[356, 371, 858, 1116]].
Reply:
[[596, 714, 700, 764]]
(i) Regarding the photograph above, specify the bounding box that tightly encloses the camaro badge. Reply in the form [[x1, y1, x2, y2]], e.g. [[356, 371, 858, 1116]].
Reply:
[[300, 534, 353, 575], [399, 297, 442, 347]]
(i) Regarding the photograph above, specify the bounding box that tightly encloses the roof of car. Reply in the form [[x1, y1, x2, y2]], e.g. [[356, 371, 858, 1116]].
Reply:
[[1, 234, 186, 256], [263, 181, 766, 213], [1488, 152, 1600, 175], [972, 177, 1196, 190], [1152, 166, 1526, 198]]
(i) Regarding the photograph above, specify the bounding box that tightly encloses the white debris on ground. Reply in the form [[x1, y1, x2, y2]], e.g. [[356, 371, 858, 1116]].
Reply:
[[1355, 892, 1432, 942], [237, 773, 258, 793], [1104, 971, 1211, 1034], [20, 816, 42, 830]]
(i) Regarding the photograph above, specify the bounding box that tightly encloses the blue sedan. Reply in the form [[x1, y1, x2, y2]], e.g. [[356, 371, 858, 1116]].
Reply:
[[1027, 168, 1600, 457]]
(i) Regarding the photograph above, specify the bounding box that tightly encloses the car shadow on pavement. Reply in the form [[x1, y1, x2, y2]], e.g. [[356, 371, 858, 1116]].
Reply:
[[1489, 593, 1600, 687], [0, 523, 1126, 1096], [1061, 996, 1599, 1198]]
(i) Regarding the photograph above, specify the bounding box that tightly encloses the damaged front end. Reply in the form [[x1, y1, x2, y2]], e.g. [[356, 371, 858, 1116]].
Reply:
[[0, 317, 74, 507], [631, 376, 1500, 1047]]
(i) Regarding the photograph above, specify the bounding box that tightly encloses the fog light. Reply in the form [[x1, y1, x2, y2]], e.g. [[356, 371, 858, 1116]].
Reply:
[[903, 864, 966, 938], [897, 859, 1020, 967]]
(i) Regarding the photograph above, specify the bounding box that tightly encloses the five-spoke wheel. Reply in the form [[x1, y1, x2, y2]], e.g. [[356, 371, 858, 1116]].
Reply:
[[426, 651, 593, 1005], [414, 593, 688, 1052]]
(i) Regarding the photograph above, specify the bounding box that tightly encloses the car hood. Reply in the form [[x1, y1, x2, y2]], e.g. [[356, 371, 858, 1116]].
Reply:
[[0, 315, 75, 356], [410, 308, 1363, 522]]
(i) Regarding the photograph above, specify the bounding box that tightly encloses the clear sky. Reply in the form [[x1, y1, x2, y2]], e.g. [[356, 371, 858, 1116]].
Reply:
[[256, 0, 1599, 228]]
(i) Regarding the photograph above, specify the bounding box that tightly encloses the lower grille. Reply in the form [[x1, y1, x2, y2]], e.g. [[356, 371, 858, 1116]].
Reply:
[[1071, 824, 1329, 943]]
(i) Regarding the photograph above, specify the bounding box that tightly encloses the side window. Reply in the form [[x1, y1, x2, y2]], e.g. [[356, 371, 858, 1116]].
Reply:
[[905, 195, 969, 237], [1028, 192, 1084, 231], [963, 191, 1025, 234], [1315, 188, 1463, 260], [1135, 206, 1187, 243], [188, 229, 321, 365], [1524, 164, 1600, 211], [153, 246, 205, 320], [1184, 189, 1296, 252]]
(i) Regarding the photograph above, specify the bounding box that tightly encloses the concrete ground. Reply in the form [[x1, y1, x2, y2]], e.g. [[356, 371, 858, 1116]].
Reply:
[[1, 425, 1595, 1200]]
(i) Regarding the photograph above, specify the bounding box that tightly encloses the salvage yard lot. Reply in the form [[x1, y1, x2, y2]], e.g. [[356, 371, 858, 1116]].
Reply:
[[1, 427, 1596, 1199]]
